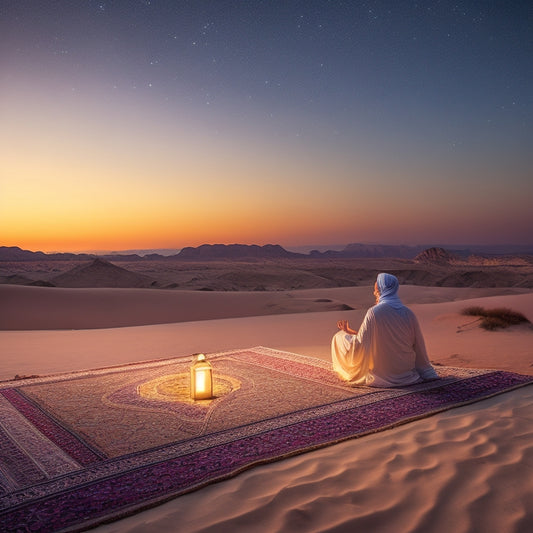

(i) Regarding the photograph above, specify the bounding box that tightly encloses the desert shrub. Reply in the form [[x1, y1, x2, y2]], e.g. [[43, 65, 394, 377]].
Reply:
[[483, 307, 530, 325], [479, 316, 509, 331], [462, 306, 485, 317], [460, 306, 530, 330]]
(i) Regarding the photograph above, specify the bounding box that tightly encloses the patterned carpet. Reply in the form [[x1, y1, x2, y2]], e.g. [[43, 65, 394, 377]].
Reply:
[[1, 347, 531, 532]]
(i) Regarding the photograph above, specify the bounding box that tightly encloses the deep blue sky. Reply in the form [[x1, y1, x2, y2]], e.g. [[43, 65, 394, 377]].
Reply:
[[1, 1, 532, 250]]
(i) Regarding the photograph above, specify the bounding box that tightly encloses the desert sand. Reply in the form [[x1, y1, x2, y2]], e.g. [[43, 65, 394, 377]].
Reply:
[[1, 283, 533, 532]]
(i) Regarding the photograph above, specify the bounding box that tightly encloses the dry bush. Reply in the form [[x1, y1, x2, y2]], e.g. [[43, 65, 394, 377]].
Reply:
[[461, 306, 531, 330], [462, 306, 485, 317]]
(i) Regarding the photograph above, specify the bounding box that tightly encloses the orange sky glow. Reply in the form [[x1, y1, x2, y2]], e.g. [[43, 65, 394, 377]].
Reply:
[[1, 3, 532, 254]]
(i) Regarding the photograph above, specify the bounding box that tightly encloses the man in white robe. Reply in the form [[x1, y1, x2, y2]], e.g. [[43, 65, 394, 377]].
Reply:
[[332, 273, 438, 387]]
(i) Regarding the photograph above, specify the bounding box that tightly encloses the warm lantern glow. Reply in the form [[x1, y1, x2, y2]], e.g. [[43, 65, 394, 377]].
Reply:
[[190, 354, 213, 400], [195, 370, 208, 394]]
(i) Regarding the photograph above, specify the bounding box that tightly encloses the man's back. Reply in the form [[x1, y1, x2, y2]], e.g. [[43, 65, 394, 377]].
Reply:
[[364, 304, 421, 386]]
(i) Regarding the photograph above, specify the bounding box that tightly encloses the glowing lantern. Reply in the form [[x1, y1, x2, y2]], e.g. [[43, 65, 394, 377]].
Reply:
[[190, 354, 213, 400]]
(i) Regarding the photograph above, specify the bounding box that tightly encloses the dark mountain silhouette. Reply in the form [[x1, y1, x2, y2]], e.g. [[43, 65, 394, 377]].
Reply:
[[175, 243, 304, 260], [309, 243, 429, 259], [50, 258, 157, 288], [0, 246, 95, 262], [3, 243, 533, 263]]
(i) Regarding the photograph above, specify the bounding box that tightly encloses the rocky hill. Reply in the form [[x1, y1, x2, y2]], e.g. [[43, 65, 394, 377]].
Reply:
[[50, 259, 157, 288], [414, 247, 461, 265]]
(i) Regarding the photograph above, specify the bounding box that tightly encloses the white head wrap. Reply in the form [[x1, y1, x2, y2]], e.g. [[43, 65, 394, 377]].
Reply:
[[376, 273, 404, 309]]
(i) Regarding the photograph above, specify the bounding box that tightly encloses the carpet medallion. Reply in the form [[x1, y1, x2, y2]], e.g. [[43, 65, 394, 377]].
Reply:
[[0, 346, 531, 532]]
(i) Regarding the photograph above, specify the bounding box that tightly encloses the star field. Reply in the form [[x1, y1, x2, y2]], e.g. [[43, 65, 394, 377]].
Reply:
[[1, 1, 532, 251]]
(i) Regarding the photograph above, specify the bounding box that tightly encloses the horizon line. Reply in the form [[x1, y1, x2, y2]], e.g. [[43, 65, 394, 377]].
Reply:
[[4, 242, 533, 257]]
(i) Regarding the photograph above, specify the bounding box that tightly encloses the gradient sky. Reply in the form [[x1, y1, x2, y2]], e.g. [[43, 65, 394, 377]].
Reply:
[[1, 1, 532, 252]]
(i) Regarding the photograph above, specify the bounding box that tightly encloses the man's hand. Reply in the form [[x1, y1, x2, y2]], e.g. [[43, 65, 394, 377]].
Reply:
[[337, 320, 356, 334]]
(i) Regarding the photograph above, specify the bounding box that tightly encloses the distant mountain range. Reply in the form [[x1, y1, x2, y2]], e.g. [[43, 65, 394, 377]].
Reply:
[[0, 244, 302, 262], [1, 243, 532, 262], [0, 247, 95, 262], [2, 246, 532, 290], [309, 243, 427, 259]]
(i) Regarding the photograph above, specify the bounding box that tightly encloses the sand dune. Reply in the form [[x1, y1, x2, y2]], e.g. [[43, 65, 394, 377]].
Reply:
[[93, 386, 533, 533], [0, 283, 527, 331], [0, 284, 355, 330], [1, 285, 532, 532], [1, 286, 532, 379]]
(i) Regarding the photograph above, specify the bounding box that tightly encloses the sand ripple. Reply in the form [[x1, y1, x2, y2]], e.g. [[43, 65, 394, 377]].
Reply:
[[95, 386, 533, 533]]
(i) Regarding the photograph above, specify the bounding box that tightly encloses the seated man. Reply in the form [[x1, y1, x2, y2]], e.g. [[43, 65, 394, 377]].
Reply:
[[332, 273, 438, 387]]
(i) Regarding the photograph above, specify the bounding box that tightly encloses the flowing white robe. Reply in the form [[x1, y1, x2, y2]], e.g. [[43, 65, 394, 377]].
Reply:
[[332, 302, 438, 387]]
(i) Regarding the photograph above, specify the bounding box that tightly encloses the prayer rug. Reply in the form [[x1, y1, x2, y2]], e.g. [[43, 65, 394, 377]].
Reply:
[[1, 347, 531, 532]]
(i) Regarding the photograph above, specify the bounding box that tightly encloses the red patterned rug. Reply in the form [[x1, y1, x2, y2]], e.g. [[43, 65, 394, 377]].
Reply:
[[1, 347, 531, 532]]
